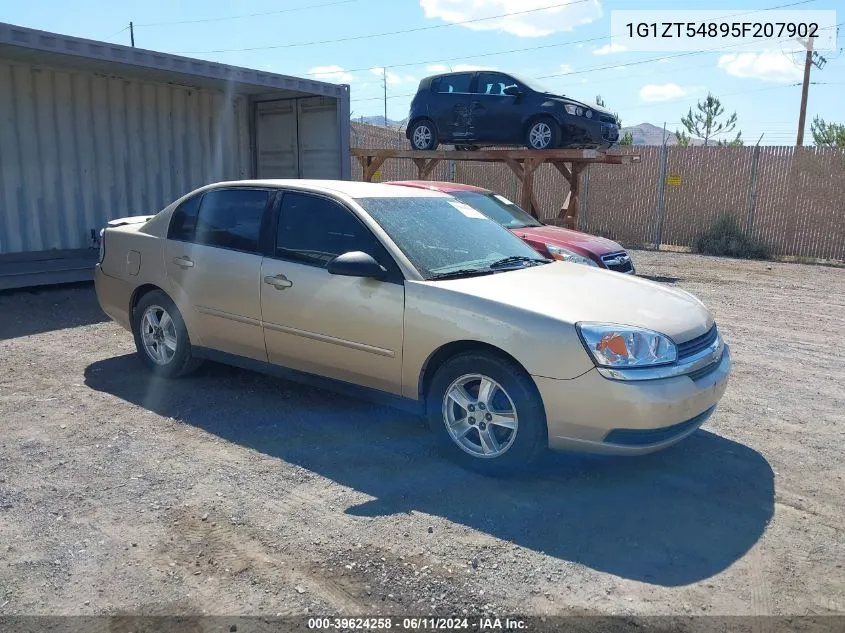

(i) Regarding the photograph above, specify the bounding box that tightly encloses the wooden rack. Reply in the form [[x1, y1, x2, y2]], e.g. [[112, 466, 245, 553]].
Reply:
[[351, 148, 640, 229]]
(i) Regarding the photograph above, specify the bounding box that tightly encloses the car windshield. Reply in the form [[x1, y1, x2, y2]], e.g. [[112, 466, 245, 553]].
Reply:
[[356, 196, 548, 279], [451, 191, 543, 229]]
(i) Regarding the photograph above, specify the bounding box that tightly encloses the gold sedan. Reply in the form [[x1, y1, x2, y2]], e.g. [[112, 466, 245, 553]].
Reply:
[[95, 180, 731, 473]]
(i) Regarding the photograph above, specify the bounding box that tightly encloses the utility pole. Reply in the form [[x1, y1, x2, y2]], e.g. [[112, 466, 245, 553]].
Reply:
[[382, 67, 388, 127], [129, 21, 135, 47], [796, 36, 813, 146]]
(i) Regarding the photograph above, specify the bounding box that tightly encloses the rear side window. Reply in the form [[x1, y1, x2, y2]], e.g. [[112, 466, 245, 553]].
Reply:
[[168, 195, 201, 241], [194, 189, 270, 253], [276, 192, 388, 268], [435, 74, 472, 94], [475, 73, 518, 96]]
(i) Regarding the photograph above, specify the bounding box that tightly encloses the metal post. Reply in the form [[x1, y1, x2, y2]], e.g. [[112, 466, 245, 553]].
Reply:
[[796, 37, 814, 146], [129, 22, 135, 47], [447, 159, 456, 182], [745, 141, 762, 235], [653, 143, 668, 247], [580, 166, 590, 231]]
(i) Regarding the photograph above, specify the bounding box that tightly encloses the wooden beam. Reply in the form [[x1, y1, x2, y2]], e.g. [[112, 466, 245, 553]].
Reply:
[[420, 158, 441, 180], [362, 156, 386, 182], [559, 163, 584, 229], [519, 158, 541, 216], [351, 148, 601, 162], [503, 157, 525, 180], [551, 160, 573, 183]]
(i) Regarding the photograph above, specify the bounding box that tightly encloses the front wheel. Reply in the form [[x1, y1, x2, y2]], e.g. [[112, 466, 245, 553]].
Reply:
[[427, 352, 547, 474], [525, 117, 560, 150], [132, 290, 202, 378], [409, 120, 439, 151]]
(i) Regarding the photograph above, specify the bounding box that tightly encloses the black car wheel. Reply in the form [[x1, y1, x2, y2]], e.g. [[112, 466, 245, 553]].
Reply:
[[525, 117, 560, 150], [410, 120, 439, 151]]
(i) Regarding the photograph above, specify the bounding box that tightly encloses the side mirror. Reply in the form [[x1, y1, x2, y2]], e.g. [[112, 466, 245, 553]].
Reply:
[[503, 85, 521, 97], [327, 251, 388, 280]]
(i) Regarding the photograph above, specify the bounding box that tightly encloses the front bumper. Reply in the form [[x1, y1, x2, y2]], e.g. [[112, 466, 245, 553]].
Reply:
[[534, 345, 731, 455], [556, 113, 620, 146]]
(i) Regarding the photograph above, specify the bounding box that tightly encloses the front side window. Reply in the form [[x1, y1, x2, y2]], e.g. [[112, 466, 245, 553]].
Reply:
[[276, 192, 388, 268], [451, 191, 542, 229], [356, 196, 547, 279], [194, 188, 270, 253], [168, 195, 202, 241], [436, 74, 472, 94], [475, 73, 518, 96]]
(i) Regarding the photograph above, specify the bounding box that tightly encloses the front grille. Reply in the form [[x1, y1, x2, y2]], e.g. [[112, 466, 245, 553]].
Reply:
[[601, 124, 619, 141], [603, 407, 715, 447], [677, 325, 718, 359], [599, 114, 616, 124], [601, 251, 633, 273]]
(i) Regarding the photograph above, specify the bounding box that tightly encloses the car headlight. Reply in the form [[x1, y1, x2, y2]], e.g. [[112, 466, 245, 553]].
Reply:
[[577, 323, 678, 368], [563, 104, 584, 116], [585, 109, 593, 118], [546, 244, 598, 267]]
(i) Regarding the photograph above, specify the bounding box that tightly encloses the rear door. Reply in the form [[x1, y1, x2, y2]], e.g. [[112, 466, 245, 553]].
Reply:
[[431, 73, 473, 142], [470, 72, 524, 143], [164, 187, 274, 361], [260, 191, 405, 394]]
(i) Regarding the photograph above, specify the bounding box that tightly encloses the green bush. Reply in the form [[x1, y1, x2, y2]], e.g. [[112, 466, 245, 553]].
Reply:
[[693, 213, 769, 259]]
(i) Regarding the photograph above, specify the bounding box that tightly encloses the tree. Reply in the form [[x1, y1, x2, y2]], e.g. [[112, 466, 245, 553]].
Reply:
[[810, 116, 845, 147], [596, 94, 633, 145], [677, 92, 742, 146]]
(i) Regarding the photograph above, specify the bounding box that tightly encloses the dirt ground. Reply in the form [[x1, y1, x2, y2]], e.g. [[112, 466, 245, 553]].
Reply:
[[0, 250, 843, 619]]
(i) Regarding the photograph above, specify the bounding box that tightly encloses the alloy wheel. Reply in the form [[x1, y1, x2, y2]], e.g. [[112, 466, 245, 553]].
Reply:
[[529, 122, 553, 149], [442, 373, 519, 459], [140, 304, 178, 365], [413, 125, 433, 149]]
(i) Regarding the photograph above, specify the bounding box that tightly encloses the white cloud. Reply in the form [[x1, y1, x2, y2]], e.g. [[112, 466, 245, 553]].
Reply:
[[419, 0, 602, 38], [639, 83, 702, 103], [717, 51, 803, 83], [425, 63, 494, 73], [558, 64, 574, 75], [308, 65, 352, 82], [593, 42, 626, 55], [370, 67, 403, 85]]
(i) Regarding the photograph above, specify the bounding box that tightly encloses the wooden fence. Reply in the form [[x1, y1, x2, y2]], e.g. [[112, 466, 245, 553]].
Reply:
[[351, 123, 845, 261]]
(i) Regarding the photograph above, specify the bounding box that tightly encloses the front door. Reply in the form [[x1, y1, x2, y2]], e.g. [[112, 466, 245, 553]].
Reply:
[[470, 72, 525, 143], [164, 187, 273, 361], [260, 191, 405, 394]]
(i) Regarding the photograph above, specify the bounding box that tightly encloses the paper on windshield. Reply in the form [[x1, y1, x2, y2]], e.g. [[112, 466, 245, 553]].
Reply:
[[448, 200, 487, 219], [493, 194, 516, 206]]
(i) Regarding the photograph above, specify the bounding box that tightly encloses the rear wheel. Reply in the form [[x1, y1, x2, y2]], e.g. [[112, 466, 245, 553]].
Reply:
[[525, 117, 559, 150], [132, 290, 202, 378], [410, 120, 439, 151], [427, 352, 547, 474]]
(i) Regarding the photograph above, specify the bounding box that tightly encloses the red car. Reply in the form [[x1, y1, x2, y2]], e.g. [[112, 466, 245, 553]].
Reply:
[[386, 181, 635, 274]]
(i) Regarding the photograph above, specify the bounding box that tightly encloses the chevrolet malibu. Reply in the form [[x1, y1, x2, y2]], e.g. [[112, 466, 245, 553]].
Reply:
[[95, 180, 731, 473]]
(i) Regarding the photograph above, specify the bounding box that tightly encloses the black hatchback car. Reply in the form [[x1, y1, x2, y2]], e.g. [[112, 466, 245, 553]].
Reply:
[[406, 71, 620, 151]]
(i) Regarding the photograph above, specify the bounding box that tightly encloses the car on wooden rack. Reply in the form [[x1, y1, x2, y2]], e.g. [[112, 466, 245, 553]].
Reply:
[[387, 180, 635, 274], [95, 180, 730, 473], [406, 71, 620, 151]]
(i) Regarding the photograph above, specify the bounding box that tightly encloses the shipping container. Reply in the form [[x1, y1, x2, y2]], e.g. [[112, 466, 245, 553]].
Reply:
[[0, 22, 351, 289]]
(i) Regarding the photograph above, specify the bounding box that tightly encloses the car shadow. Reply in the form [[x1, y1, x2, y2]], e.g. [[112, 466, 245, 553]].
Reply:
[[84, 354, 774, 588], [0, 282, 109, 340], [638, 274, 681, 284]]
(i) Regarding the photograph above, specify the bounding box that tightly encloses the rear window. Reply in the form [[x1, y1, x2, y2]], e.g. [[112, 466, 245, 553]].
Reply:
[[193, 189, 270, 253], [435, 74, 472, 94]]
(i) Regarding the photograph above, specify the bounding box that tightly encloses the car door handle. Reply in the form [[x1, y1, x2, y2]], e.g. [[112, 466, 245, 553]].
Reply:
[[173, 256, 194, 268], [263, 274, 293, 289]]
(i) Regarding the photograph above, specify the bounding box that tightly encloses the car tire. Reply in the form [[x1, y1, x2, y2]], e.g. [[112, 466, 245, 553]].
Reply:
[[132, 290, 202, 378], [525, 117, 559, 150], [410, 120, 439, 151], [426, 351, 548, 475]]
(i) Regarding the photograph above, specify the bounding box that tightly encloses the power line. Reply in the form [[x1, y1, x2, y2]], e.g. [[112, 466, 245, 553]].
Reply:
[[134, 0, 363, 28], [175, 0, 594, 54], [310, 0, 821, 80]]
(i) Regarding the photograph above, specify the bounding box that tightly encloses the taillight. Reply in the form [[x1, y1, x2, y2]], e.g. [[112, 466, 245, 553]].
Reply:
[[98, 229, 105, 263]]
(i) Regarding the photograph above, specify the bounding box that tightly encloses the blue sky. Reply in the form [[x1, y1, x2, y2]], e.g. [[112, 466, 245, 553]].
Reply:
[[4, 0, 843, 144]]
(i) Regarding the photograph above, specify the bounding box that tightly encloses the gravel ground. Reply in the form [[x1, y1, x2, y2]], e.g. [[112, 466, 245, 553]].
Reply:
[[0, 251, 843, 618]]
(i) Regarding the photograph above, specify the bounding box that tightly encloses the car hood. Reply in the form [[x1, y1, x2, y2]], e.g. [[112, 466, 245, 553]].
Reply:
[[427, 262, 713, 343], [513, 225, 624, 254]]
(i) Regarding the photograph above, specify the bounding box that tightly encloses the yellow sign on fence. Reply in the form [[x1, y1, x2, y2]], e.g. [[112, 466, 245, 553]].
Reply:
[[372, 169, 383, 181], [666, 174, 682, 186]]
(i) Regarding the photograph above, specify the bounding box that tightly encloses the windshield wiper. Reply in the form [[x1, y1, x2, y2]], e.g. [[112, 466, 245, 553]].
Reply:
[[428, 268, 496, 280], [488, 255, 549, 269]]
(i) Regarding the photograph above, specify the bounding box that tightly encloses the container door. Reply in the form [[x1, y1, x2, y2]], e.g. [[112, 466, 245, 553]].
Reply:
[[297, 96, 341, 179], [255, 100, 299, 178]]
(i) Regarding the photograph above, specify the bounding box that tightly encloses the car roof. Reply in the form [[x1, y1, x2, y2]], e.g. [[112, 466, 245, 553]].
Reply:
[[199, 179, 451, 199], [386, 180, 492, 194]]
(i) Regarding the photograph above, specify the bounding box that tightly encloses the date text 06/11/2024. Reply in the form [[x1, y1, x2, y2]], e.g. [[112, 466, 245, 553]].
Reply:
[[306, 617, 528, 630]]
